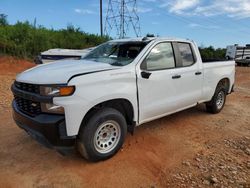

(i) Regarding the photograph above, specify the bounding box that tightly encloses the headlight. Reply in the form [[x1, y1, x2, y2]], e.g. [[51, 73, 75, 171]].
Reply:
[[40, 85, 75, 97], [40, 85, 74, 114], [41, 103, 64, 114]]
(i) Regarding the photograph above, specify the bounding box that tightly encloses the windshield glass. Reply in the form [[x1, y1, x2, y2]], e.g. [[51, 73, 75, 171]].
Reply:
[[83, 41, 148, 66]]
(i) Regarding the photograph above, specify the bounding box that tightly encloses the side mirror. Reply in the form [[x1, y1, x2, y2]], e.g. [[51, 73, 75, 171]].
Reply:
[[140, 59, 151, 79], [141, 71, 152, 79]]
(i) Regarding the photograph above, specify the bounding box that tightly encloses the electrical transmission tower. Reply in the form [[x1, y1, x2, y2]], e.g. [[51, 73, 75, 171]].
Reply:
[[104, 0, 141, 39]]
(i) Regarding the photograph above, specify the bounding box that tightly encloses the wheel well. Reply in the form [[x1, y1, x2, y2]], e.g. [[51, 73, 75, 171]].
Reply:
[[217, 78, 230, 94], [80, 99, 135, 134]]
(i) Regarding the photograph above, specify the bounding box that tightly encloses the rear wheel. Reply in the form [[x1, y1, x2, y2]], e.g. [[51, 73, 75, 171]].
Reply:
[[77, 108, 127, 161], [206, 86, 226, 114]]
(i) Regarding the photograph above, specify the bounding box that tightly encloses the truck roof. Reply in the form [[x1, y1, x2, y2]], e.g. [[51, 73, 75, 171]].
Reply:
[[111, 37, 193, 43]]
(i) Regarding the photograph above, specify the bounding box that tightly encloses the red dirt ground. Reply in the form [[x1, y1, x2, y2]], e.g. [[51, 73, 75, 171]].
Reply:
[[0, 56, 249, 187], [0, 56, 34, 74]]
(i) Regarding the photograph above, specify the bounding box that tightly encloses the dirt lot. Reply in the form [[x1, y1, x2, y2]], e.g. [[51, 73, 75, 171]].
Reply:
[[0, 56, 249, 188]]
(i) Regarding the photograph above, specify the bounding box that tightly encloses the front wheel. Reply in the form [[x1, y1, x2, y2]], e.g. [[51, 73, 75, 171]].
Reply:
[[77, 108, 127, 162], [206, 88, 226, 114]]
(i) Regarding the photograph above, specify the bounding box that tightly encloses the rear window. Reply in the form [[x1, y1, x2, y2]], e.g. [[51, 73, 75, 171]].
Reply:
[[177, 43, 195, 66]]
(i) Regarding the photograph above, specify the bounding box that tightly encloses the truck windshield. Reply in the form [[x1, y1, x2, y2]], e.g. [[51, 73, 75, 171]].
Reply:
[[83, 41, 148, 66]]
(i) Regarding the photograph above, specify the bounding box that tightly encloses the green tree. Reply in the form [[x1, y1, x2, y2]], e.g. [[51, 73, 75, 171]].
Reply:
[[0, 14, 110, 59], [0, 14, 8, 26], [199, 46, 226, 61]]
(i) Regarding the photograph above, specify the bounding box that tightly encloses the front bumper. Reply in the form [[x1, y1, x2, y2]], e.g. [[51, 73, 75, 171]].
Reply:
[[12, 101, 76, 154]]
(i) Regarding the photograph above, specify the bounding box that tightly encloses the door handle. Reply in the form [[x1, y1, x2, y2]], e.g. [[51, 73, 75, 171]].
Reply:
[[172, 75, 181, 79], [195, 71, 202, 75], [141, 71, 152, 79]]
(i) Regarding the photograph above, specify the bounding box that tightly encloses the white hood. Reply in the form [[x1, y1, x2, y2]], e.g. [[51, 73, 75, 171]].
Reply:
[[16, 60, 116, 84]]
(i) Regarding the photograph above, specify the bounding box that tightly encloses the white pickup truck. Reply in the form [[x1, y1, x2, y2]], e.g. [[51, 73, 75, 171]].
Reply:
[[12, 37, 235, 161]]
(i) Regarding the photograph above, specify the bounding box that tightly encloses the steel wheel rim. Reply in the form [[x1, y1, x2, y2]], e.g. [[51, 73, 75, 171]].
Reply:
[[216, 91, 225, 109], [94, 120, 121, 154]]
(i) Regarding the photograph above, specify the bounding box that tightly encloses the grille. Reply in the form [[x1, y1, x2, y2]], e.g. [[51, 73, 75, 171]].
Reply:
[[14, 96, 41, 116], [15, 81, 40, 94]]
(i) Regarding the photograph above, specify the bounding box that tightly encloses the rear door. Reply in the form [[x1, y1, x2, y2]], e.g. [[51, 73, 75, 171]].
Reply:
[[171, 42, 203, 108]]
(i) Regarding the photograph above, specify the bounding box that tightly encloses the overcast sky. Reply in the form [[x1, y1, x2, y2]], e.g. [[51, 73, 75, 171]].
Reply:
[[1, 0, 250, 48]]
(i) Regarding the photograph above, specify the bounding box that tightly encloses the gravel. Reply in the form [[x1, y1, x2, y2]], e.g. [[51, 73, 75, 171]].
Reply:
[[165, 137, 250, 187], [0, 75, 14, 113]]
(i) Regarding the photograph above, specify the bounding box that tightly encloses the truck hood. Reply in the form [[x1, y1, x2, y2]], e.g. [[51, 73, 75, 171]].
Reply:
[[16, 60, 117, 84]]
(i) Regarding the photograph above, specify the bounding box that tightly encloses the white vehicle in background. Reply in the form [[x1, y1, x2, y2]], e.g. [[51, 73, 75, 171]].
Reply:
[[35, 47, 94, 64], [12, 37, 235, 161], [226, 44, 250, 66]]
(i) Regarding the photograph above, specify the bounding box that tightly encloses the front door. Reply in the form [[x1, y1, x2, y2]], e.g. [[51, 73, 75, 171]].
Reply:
[[137, 41, 202, 124], [137, 42, 181, 123]]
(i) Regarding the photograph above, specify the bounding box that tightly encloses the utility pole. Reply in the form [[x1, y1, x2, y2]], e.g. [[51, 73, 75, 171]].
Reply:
[[120, 0, 125, 38], [104, 0, 141, 38], [100, 0, 103, 36]]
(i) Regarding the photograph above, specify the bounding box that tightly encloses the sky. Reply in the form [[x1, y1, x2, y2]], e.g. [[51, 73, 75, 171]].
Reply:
[[1, 0, 250, 48]]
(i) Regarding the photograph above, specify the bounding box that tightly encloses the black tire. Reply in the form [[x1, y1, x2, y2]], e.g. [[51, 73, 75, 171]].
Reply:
[[77, 108, 127, 162], [206, 86, 226, 114]]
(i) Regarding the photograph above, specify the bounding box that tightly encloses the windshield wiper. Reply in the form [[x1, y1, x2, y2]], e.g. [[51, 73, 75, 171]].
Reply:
[[110, 62, 123, 66]]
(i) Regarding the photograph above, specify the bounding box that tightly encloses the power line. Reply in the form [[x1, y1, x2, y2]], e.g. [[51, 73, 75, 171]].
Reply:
[[159, 8, 250, 39]]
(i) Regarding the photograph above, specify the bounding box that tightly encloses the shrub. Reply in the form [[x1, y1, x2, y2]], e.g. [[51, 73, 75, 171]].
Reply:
[[0, 16, 109, 59]]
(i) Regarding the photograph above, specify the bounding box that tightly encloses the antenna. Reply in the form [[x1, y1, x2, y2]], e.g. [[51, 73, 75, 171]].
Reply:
[[104, 0, 141, 38]]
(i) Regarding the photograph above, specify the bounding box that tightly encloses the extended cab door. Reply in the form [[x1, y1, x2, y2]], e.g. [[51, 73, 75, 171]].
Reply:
[[136, 41, 202, 124], [170, 42, 203, 108]]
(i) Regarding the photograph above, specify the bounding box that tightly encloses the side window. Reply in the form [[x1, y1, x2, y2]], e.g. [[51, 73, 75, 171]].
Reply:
[[144, 43, 175, 71], [177, 43, 195, 66]]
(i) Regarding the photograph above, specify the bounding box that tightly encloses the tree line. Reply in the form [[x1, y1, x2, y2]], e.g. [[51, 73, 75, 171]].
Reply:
[[0, 14, 109, 59], [0, 14, 226, 60], [199, 46, 226, 62]]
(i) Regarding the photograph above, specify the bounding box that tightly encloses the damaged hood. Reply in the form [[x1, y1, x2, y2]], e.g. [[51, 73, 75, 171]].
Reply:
[[16, 59, 116, 84]]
